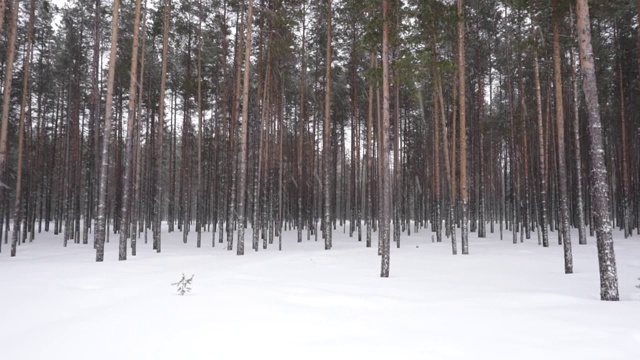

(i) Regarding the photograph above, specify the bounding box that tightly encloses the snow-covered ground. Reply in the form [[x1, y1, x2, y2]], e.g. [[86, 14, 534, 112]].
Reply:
[[1, 224, 639, 360]]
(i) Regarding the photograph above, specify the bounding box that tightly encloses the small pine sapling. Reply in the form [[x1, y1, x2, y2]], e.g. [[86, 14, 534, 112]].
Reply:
[[172, 274, 194, 295]]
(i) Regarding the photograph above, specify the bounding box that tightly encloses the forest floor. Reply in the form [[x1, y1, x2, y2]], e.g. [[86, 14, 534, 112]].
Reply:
[[0, 224, 639, 359]]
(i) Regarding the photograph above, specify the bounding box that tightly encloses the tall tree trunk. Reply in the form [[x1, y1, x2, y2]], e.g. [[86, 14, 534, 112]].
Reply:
[[236, 0, 254, 256], [0, 0, 5, 39], [534, 53, 549, 248], [575, 0, 619, 301], [553, 0, 573, 274], [95, 0, 122, 261], [435, 69, 454, 254], [0, 0, 20, 190], [154, 0, 171, 253], [227, 9, 243, 251], [118, 0, 143, 261], [457, 0, 469, 255], [196, 0, 203, 248], [10, 0, 35, 256], [133, 0, 149, 255], [478, 70, 486, 238], [569, 8, 587, 245], [380, 0, 391, 277], [88, 0, 102, 248], [297, 1, 306, 243], [393, 66, 401, 248], [433, 84, 442, 243], [323, 0, 333, 250], [366, 52, 374, 249], [616, 38, 631, 238]]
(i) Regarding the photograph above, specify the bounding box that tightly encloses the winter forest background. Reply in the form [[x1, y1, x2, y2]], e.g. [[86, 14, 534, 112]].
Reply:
[[0, 0, 639, 358]]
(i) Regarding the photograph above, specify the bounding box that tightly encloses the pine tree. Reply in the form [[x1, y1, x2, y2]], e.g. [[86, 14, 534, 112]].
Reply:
[[575, 0, 619, 301], [96, 0, 122, 262]]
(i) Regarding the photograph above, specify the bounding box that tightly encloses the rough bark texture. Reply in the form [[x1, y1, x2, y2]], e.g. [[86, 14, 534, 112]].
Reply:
[[575, 0, 619, 301]]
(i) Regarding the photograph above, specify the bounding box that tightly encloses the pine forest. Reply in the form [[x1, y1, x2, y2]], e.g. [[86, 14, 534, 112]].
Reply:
[[1, 2, 640, 354]]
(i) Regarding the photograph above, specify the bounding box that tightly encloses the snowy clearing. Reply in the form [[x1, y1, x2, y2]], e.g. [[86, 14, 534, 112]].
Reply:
[[1, 225, 639, 360]]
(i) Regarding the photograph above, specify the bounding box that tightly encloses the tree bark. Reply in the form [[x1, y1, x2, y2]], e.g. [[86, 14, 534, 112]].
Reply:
[[0, 0, 20, 188], [10, 0, 35, 256], [196, 0, 203, 248], [575, 0, 619, 301], [95, 0, 122, 261], [323, 0, 333, 250], [533, 53, 549, 248], [457, 0, 469, 255], [380, 0, 391, 277], [236, 0, 254, 256], [569, 8, 587, 245], [154, 0, 171, 253], [553, 0, 573, 274], [118, 0, 143, 260]]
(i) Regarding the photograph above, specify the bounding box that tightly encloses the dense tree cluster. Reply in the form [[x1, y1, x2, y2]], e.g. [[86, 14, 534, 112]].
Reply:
[[1, 0, 637, 300]]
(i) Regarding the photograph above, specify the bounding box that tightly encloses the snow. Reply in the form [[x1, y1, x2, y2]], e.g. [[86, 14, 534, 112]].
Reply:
[[1, 225, 639, 360]]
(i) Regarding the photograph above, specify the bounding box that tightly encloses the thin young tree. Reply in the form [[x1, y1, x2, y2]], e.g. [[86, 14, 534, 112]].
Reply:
[[575, 0, 619, 301]]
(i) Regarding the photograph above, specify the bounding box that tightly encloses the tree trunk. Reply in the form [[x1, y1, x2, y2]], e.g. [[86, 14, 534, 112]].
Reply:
[[0, 0, 20, 190], [569, 8, 587, 245], [95, 0, 121, 261], [10, 0, 35, 256], [236, 0, 254, 256], [457, 0, 469, 255], [553, 0, 573, 274], [380, 0, 391, 277], [366, 52, 374, 249], [154, 0, 171, 253], [118, 0, 143, 261], [575, 0, 619, 301], [196, 0, 203, 248], [297, 1, 306, 243], [533, 53, 549, 248], [323, 0, 333, 250]]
